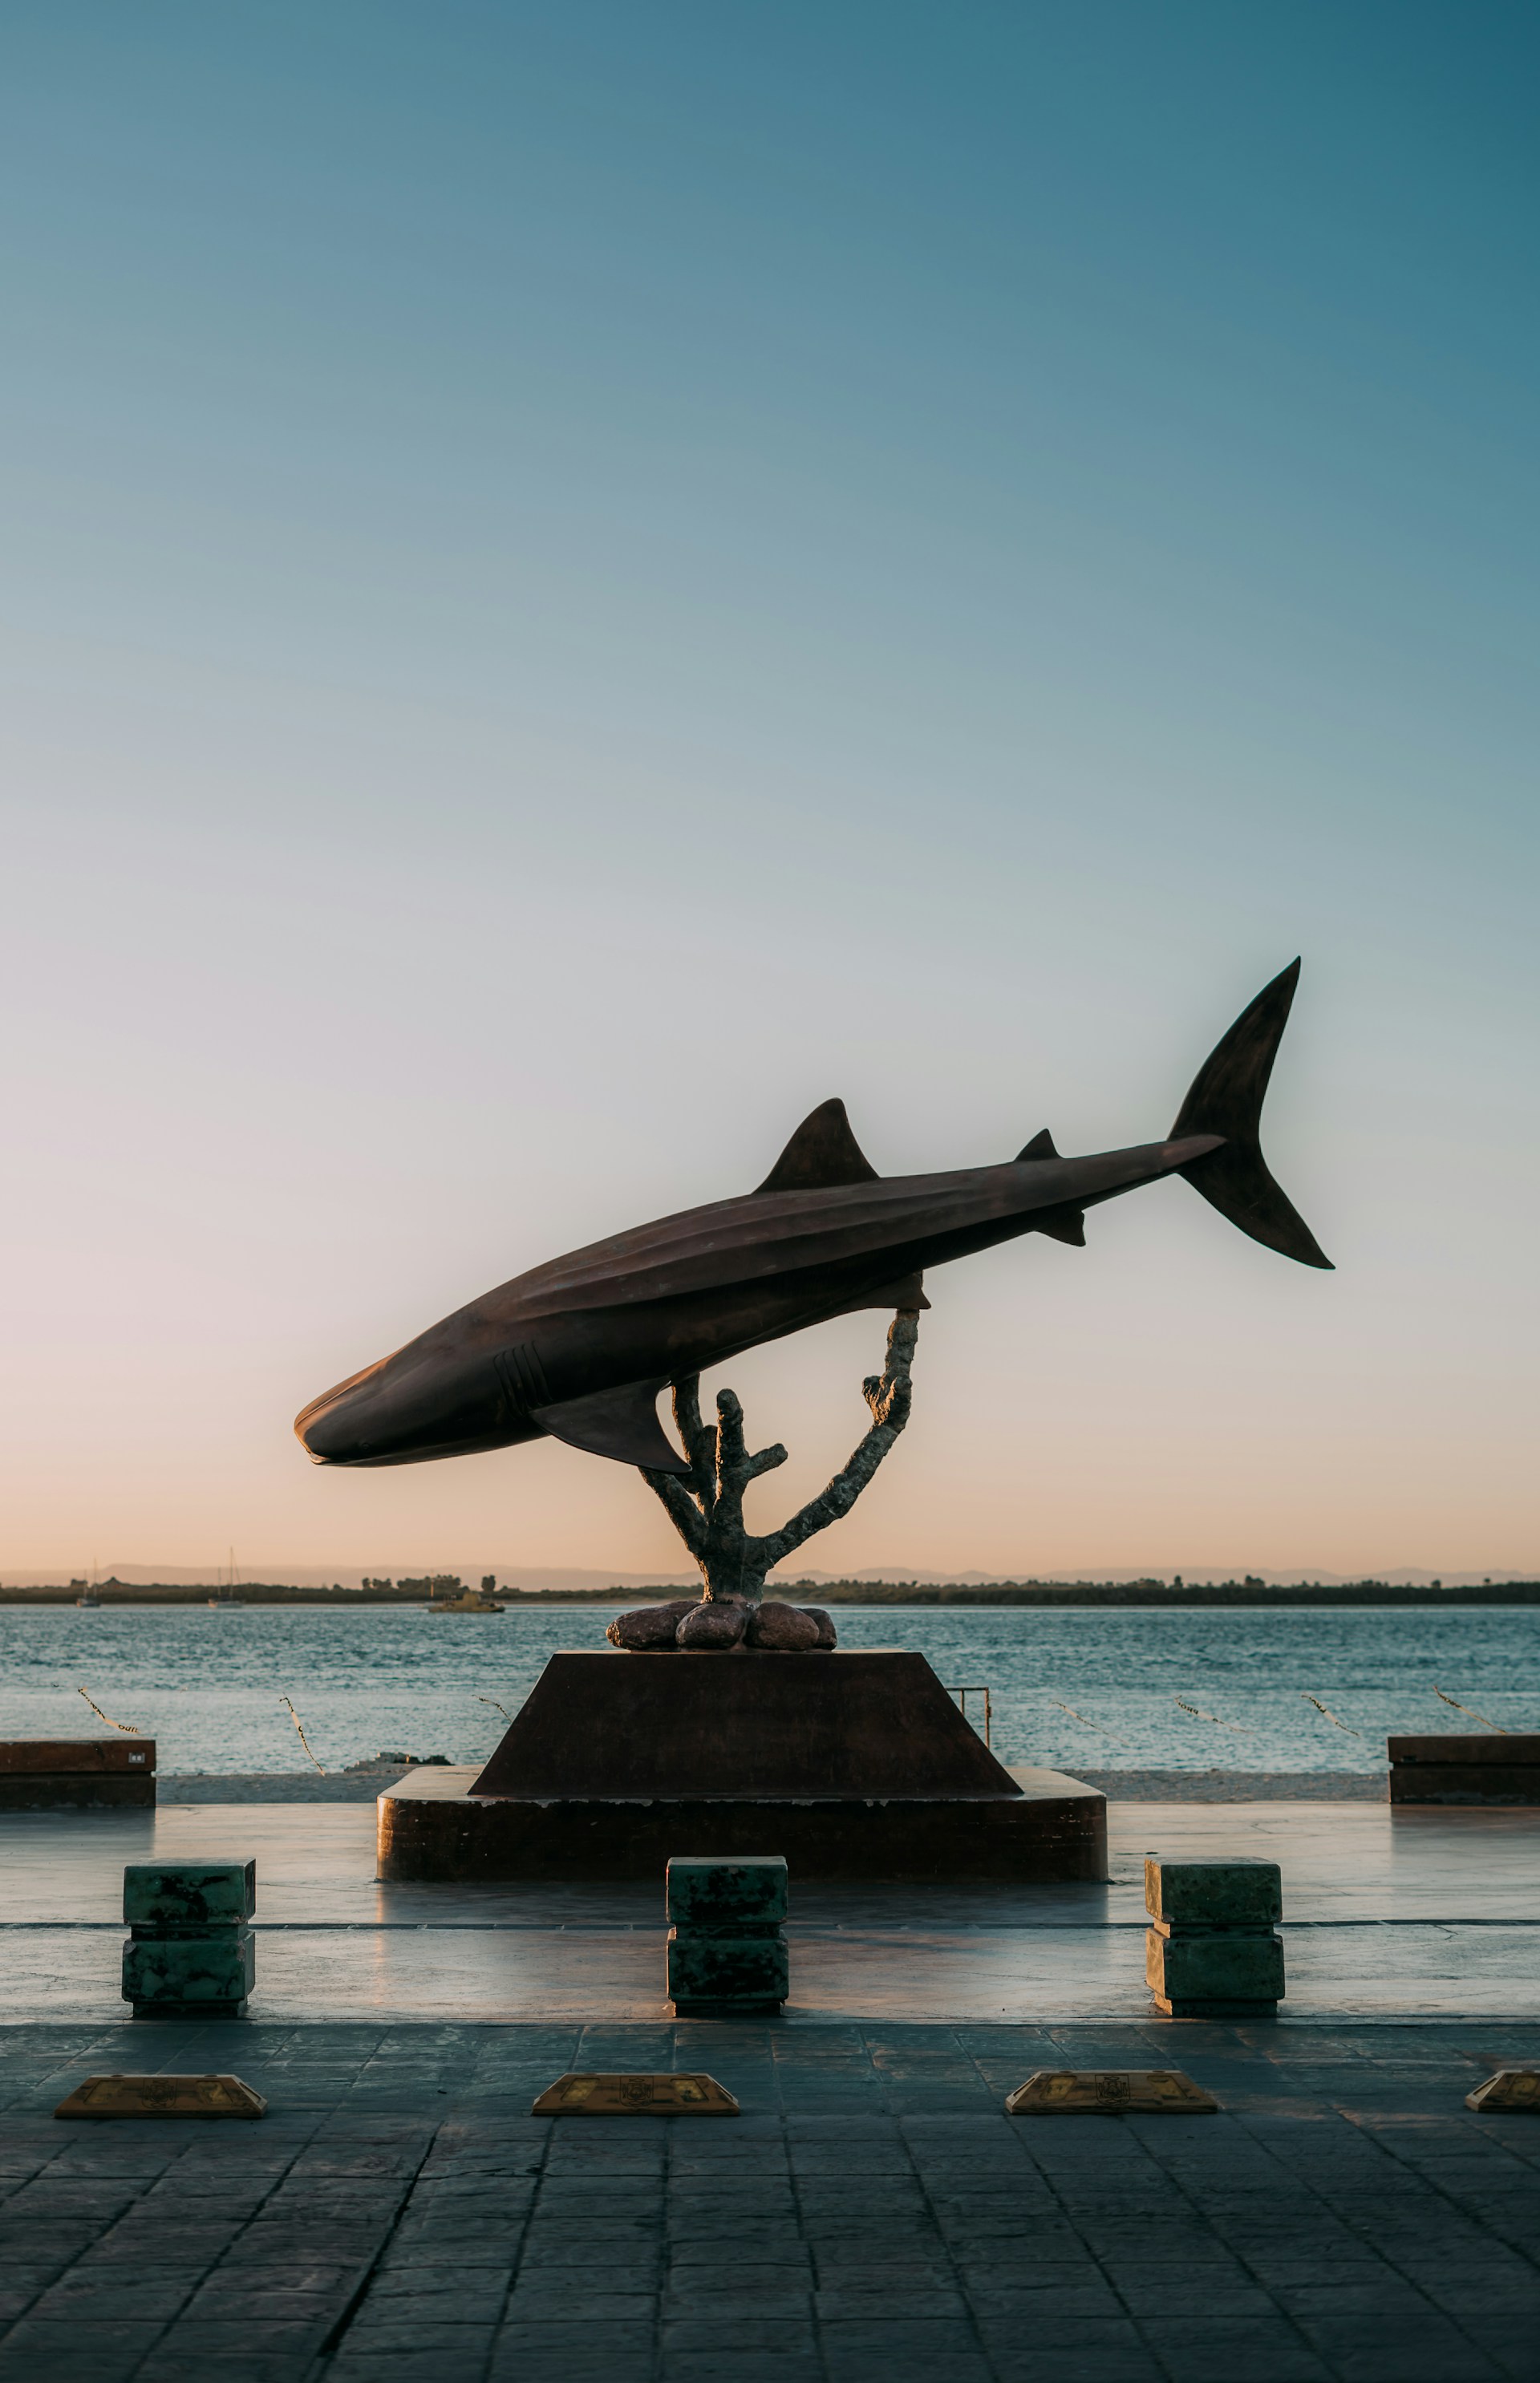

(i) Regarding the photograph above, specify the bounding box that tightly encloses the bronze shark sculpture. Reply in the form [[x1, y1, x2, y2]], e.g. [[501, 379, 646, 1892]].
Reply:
[[296, 960, 1329, 1479]]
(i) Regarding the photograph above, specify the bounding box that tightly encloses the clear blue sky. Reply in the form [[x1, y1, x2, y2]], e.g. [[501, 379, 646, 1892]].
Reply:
[[1, 2, 1534, 1578]]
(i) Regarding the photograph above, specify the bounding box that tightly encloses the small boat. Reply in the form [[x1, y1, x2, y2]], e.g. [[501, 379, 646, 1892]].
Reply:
[[428, 1589, 505, 1614], [208, 1597, 241, 1610], [75, 1594, 100, 1609]]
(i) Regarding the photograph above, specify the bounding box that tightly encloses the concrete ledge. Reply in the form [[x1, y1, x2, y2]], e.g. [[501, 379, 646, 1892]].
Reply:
[[378, 1765, 1107, 1882]]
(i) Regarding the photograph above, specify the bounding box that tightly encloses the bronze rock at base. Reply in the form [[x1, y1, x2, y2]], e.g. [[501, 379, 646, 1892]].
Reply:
[[608, 1597, 837, 1653], [606, 1600, 696, 1651], [675, 1599, 749, 1650], [744, 1600, 824, 1651]]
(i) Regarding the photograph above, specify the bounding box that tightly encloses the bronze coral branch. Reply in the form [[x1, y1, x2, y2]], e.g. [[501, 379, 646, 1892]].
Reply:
[[638, 1308, 921, 1607]]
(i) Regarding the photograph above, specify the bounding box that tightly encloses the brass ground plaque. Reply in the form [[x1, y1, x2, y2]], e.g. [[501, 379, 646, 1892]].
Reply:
[[1007, 2069, 1218, 2116], [1466, 2070, 1540, 2113], [55, 2074, 267, 2120], [532, 2072, 739, 2117]]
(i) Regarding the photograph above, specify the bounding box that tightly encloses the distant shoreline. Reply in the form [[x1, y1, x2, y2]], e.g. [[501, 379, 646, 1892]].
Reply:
[[6, 1580, 1537, 1608]]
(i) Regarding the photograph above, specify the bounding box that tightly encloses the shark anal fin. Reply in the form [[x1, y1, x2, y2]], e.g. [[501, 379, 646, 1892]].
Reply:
[[1016, 1128, 1060, 1161], [828, 1270, 931, 1317], [531, 1380, 691, 1475], [1034, 1210, 1085, 1246], [757, 1098, 880, 1194]]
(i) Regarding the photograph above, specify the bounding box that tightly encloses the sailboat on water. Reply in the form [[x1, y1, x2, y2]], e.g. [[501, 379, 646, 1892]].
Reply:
[[209, 1548, 242, 1609]]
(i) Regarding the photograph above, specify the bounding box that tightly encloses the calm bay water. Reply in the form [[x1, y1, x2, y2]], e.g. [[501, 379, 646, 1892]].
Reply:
[[1, 1603, 1535, 1777]]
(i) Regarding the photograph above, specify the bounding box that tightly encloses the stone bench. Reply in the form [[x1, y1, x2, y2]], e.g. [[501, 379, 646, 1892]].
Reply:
[[0, 1739, 155, 1810], [1388, 1734, 1540, 1805]]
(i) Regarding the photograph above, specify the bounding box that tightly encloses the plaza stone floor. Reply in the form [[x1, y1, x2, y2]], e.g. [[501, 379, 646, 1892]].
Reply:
[[0, 2018, 1538, 2383], [0, 1803, 1537, 2383]]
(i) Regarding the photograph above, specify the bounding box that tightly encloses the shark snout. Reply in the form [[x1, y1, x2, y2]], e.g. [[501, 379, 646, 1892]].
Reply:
[[294, 1348, 513, 1468], [295, 1388, 375, 1465], [294, 1360, 396, 1465]]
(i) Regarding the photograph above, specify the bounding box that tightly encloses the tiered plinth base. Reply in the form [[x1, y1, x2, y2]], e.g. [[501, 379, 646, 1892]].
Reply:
[[379, 1770, 1106, 1883], [379, 1651, 1106, 1882]]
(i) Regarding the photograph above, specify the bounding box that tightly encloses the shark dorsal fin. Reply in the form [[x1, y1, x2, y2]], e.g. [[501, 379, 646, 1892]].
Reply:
[[1016, 1128, 1060, 1161], [756, 1099, 879, 1194]]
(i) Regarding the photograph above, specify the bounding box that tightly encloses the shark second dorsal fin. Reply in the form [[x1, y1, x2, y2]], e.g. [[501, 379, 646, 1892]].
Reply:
[[756, 1098, 880, 1194], [1034, 1210, 1085, 1246], [1016, 1128, 1060, 1161]]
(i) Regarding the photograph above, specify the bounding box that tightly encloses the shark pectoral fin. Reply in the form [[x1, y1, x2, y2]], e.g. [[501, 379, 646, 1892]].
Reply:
[[530, 1381, 691, 1474], [756, 1097, 880, 1193], [1016, 1128, 1060, 1160], [1034, 1210, 1086, 1246], [829, 1271, 931, 1316]]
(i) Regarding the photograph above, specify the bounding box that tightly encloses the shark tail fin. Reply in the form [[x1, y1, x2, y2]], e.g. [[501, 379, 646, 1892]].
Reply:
[[1170, 960, 1333, 1270]]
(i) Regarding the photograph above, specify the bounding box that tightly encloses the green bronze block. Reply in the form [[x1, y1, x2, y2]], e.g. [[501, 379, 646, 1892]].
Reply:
[[667, 1927, 788, 2008], [123, 1861, 256, 1930], [1145, 1856, 1281, 1931], [1146, 1924, 1284, 2008], [123, 1930, 255, 2012], [667, 1855, 788, 1933]]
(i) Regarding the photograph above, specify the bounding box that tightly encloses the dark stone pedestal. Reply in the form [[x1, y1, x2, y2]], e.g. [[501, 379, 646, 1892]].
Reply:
[[377, 1651, 1107, 1883]]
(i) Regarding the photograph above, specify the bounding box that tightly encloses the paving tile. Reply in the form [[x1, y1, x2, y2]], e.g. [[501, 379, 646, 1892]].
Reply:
[[22, 2272, 200, 2321], [1292, 2312, 1508, 2382], [182, 2285, 346, 2326], [329, 2358, 493, 2383], [666, 2276, 813, 2311], [963, 2276, 1126, 2316], [815, 2285, 968, 2318], [1097, 2267, 1281, 2316], [503, 2286, 659, 2322], [488, 2317, 655, 2373], [1137, 2316, 1335, 2381], [365, 2274, 510, 2312], [338, 2316, 500, 2356], [663, 2314, 817, 2349], [821, 2352, 993, 2383], [665, 2358, 824, 2383], [671, 2240, 812, 2272], [149, 2316, 333, 2358], [0, 2318, 166, 2383], [139, 2361, 327, 2383], [818, 2315, 986, 2352]]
